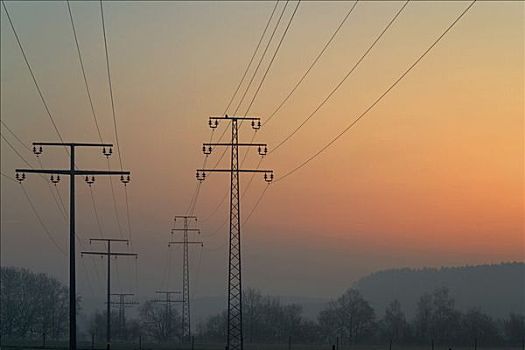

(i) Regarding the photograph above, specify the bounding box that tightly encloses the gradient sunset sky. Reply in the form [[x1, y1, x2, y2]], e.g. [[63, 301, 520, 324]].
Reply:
[[1, 1, 523, 302]]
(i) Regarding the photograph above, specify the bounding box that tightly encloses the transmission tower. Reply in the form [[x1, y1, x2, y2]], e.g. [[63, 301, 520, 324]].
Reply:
[[15, 142, 130, 350], [152, 291, 183, 341], [81, 238, 138, 350], [197, 115, 273, 350], [170, 215, 203, 342], [109, 293, 138, 340]]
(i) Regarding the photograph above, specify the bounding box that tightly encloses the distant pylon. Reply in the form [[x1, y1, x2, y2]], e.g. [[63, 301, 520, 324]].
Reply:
[[170, 216, 203, 342], [82, 238, 138, 350], [151, 291, 183, 341], [109, 293, 138, 339]]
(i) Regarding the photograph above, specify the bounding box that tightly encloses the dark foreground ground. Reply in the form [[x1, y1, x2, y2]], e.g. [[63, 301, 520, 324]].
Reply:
[[1, 342, 522, 350]]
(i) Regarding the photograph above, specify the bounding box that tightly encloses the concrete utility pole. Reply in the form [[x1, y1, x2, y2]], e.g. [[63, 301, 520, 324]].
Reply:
[[170, 215, 203, 342], [197, 115, 273, 350], [109, 293, 138, 339], [82, 238, 137, 350], [152, 291, 183, 341], [15, 142, 130, 350]]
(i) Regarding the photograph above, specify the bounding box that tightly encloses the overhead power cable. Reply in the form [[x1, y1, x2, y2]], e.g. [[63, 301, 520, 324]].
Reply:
[[270, 0, 410, 155], [1, 171, 17, 183], [275, 0, 477, 183], [241, 0, 302, 117], [99, 1, 133, 243], [66, 0, 103, 142], [20, 183, 67, 256], [211, 0, 292, 150], [100, 0, 123, 170], [1, 1, 67, 150], [222, 0, 280, 116], [243, 0, 477, 225], [263, 0, 360, 127]]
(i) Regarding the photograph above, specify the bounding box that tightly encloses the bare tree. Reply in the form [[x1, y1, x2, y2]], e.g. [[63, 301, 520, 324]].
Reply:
[[318, 289, 375, 344]]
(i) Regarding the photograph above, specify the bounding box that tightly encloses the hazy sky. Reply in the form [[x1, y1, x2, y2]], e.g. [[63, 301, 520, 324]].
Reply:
[[1, 0, 523, 307]]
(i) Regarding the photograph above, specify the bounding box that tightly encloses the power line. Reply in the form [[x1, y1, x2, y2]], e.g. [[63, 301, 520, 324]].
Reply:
[[274, 0, 477, 183], [270, 0, 410, 155], [263, 0, 360, 127], [222, 0, 280, 115], [243, 183, 270, 225], [233, 0, 291, 116], [203, 0, 299, 238], [19, 183, 67, 256], [242, 0, 477, 226], [89, 186, 105, 238], [1, 133, 33, 169], [100, 0, 123, 170], [199, 1, 300, 230], [1, 171, 17, 183], [67, 0, 128, 244], [0, 120, 31, 153], [1, 1, 67, 149], [99, 1, 134, 244], [241, 0, 301, 117], [208, 0, 291, 158], [66, 0, 104, 142], [193, 1, 286, 222], [1, 130, 68, 221]]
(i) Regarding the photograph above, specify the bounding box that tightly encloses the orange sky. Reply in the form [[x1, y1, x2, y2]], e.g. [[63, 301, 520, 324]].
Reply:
[[1, 1, 523, 299]]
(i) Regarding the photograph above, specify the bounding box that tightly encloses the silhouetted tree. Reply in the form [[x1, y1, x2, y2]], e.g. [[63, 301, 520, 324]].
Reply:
[[414, 292, 433, 342], [460, 309, 501, 345], [431, 287, 461, 343], [1, 267, 69, 340], [504, 313, 525, 345], [318, 289, 375, 345], [139, 300, 181, 342], [379, 300, 410, 343]]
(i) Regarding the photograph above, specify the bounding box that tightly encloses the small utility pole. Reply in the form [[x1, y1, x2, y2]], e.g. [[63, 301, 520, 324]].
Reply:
[[170, 215, 203, 342], [197, 115, 273, 350], [109, 293, 138, 340], [82, 238, 138, 350], [15, 142, 130, 350], [152, 291, 183, 341]]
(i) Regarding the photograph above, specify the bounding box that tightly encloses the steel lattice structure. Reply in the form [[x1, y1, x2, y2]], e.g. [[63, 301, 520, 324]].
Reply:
[[197, 115, 273, 350], [170, 216, 202, 342]]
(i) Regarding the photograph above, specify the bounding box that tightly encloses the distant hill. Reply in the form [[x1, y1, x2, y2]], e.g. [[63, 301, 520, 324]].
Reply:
[[354, 262, 525, 319]]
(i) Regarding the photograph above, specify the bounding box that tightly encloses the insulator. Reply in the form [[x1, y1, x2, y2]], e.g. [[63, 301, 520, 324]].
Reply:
[[252, 120, 261, 130], [16, 172, 26, 183], [209, 119, 218, 129], [120, 175, 130, 184], [33, 145, 43, 156], [102, 147, 113, 158], [196, 171, 206, 182]]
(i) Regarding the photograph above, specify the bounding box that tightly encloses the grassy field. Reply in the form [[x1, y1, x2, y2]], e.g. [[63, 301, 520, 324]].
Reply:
[[1, 342, 522, 350]]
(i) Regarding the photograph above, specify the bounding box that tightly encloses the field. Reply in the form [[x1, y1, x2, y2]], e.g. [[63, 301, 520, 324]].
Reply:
[[1, 342, 522, 350]]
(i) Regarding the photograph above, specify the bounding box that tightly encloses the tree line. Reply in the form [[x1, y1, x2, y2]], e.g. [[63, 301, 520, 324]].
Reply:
[[196, 288, 524, 347], [1, 266, 524, 347]]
